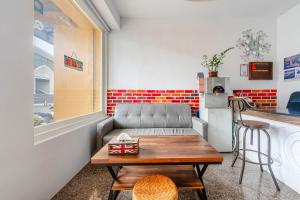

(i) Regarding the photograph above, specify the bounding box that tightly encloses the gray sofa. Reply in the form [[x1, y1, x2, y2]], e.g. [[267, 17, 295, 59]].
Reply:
[[97, 103, 208, 148]]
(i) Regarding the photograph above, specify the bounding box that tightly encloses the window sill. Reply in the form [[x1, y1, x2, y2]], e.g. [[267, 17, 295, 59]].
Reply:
[[34, 112, 108, 145]]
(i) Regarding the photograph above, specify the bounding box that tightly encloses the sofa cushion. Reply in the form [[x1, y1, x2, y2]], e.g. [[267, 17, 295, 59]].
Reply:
[[114, 104, 193, 129], [103, 128, 199, 145]]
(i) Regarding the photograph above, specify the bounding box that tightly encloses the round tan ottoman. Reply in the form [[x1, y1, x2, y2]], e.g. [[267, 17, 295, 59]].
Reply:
[[132, 174, 178, 200]]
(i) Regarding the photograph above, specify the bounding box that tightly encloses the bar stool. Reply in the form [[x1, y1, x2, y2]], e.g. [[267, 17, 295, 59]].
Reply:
[[229, 97, 280, 191], [132, 175, 178, 200]]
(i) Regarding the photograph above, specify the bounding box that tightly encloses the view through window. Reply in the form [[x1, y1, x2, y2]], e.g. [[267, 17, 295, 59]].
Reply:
[[33, 0, 101, 127]]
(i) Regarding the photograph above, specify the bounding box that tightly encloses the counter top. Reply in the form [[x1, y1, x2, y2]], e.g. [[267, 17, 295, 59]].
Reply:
[[244, 110, 300, 126]]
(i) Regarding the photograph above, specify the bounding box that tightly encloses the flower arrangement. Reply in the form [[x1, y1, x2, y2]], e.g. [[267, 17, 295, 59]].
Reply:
[[201, 47, 234, 77]]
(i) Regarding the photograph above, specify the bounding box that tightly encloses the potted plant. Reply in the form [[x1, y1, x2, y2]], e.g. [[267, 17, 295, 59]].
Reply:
[[201, 47, 234, 77]]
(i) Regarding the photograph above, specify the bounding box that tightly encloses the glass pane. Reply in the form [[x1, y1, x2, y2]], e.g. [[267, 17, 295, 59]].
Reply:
[[33, 0, 101, 127]]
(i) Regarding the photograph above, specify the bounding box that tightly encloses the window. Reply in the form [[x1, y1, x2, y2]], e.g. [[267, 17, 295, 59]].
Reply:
[[33, 0, 102, 127]]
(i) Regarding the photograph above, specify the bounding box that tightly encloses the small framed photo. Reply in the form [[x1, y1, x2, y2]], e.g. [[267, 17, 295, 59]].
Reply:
[[240, 64, 248, 77]]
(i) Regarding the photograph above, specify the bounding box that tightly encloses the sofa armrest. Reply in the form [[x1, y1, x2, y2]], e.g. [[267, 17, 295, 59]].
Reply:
[[192, 117, 208, 140], [97, 117, 114, 149]]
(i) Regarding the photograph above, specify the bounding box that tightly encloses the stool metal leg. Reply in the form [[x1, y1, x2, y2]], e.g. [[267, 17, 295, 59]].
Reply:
[[262, 129, 280, 191], [233, 125, 242, 152], [232, 126, 242, 167], [250, 129, 254, 145], [239, 128, 249, 184], [257, 129, 264, 172]]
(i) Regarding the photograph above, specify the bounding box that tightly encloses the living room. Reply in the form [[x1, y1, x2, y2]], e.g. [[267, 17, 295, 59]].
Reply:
[[1, 0, 300, 200]]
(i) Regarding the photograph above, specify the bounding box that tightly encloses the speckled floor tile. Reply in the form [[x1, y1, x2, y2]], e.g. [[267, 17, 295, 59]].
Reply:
[[52, 153, 300, 200]]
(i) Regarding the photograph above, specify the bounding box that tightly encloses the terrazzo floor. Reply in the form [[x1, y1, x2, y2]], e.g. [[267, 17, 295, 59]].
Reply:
[[52, 153, 300, 200]]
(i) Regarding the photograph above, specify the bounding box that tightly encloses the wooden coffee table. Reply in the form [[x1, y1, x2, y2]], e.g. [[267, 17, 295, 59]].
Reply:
[[91, 135, 224, 200]]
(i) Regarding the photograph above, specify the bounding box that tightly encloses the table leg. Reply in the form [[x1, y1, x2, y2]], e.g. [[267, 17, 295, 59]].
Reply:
[[195, 164, 208, 181], [106, 166, 121, 200], [197, 188, 207, 200], [195, 164, 208, 200], [107, 166, 117, 180], [108, 190, 119, 200]]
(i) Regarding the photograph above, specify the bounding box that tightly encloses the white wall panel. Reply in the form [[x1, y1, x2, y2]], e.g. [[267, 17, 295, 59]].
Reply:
[[109, 18, 278, 90]]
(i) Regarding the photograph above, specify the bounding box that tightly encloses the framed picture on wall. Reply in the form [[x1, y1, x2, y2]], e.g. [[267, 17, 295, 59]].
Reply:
[[284, 54, 300, 80], [248, 62, 273, 80], [240, 64, 248, 77]]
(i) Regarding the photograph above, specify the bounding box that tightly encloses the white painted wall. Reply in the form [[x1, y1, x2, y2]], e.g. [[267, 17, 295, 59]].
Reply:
[[277, 3, 300, 108], [0, 1, 105, 199], [109, 18, 278, 90]]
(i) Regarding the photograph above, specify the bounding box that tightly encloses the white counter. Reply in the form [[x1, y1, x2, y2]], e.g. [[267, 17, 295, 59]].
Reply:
[[242, 112, 300, 194]]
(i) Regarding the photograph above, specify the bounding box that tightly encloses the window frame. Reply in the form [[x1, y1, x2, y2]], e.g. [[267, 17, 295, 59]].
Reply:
[[33, 0, 110, 143]]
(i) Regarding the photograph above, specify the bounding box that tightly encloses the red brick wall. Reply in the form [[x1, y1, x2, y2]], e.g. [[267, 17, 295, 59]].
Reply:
[[233, 89, 277, 111], [107, 89, 278, 116], [107, 89, 199, 116]]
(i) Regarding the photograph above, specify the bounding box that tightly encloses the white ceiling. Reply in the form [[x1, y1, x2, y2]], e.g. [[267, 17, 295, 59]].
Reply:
[[112, 0, 300, 19]]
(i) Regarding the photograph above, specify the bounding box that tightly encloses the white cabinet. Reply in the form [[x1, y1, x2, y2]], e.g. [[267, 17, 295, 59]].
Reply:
[[200, 96, 233, 152]]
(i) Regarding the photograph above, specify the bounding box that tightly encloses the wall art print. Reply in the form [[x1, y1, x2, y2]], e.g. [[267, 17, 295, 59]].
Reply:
[[284, 54, 300, 80]]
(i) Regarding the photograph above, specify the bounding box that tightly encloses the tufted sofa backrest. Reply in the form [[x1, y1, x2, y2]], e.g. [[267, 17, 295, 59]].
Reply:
[[113, 104, 193, 129]]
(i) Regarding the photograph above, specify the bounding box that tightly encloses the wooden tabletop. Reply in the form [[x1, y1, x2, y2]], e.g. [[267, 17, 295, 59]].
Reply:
[[91, 135, 224, 165]]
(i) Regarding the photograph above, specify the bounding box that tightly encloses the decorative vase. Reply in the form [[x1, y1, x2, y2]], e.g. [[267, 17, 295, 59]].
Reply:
[[209, 71, 218, 77]]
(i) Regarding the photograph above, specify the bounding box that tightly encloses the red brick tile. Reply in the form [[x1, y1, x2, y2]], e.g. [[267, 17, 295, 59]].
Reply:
[[258, 93, 267, 96], [146, 90, 156, 93], [175, 90, 184, 93], [166, 90, 175, 93], [166, 97, 175, 100], [142, 93, 152, 96], [248, 93, 258, 97], [156, 90, 165, 93], [127, 96, 136, 99], [181, 100, 190, 103], [267, 93, 276, 97], [152, 93, 161, 96], [127, 90, 137, 93], [251, 90, 261, 93], [251, 96, 262, 100]]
